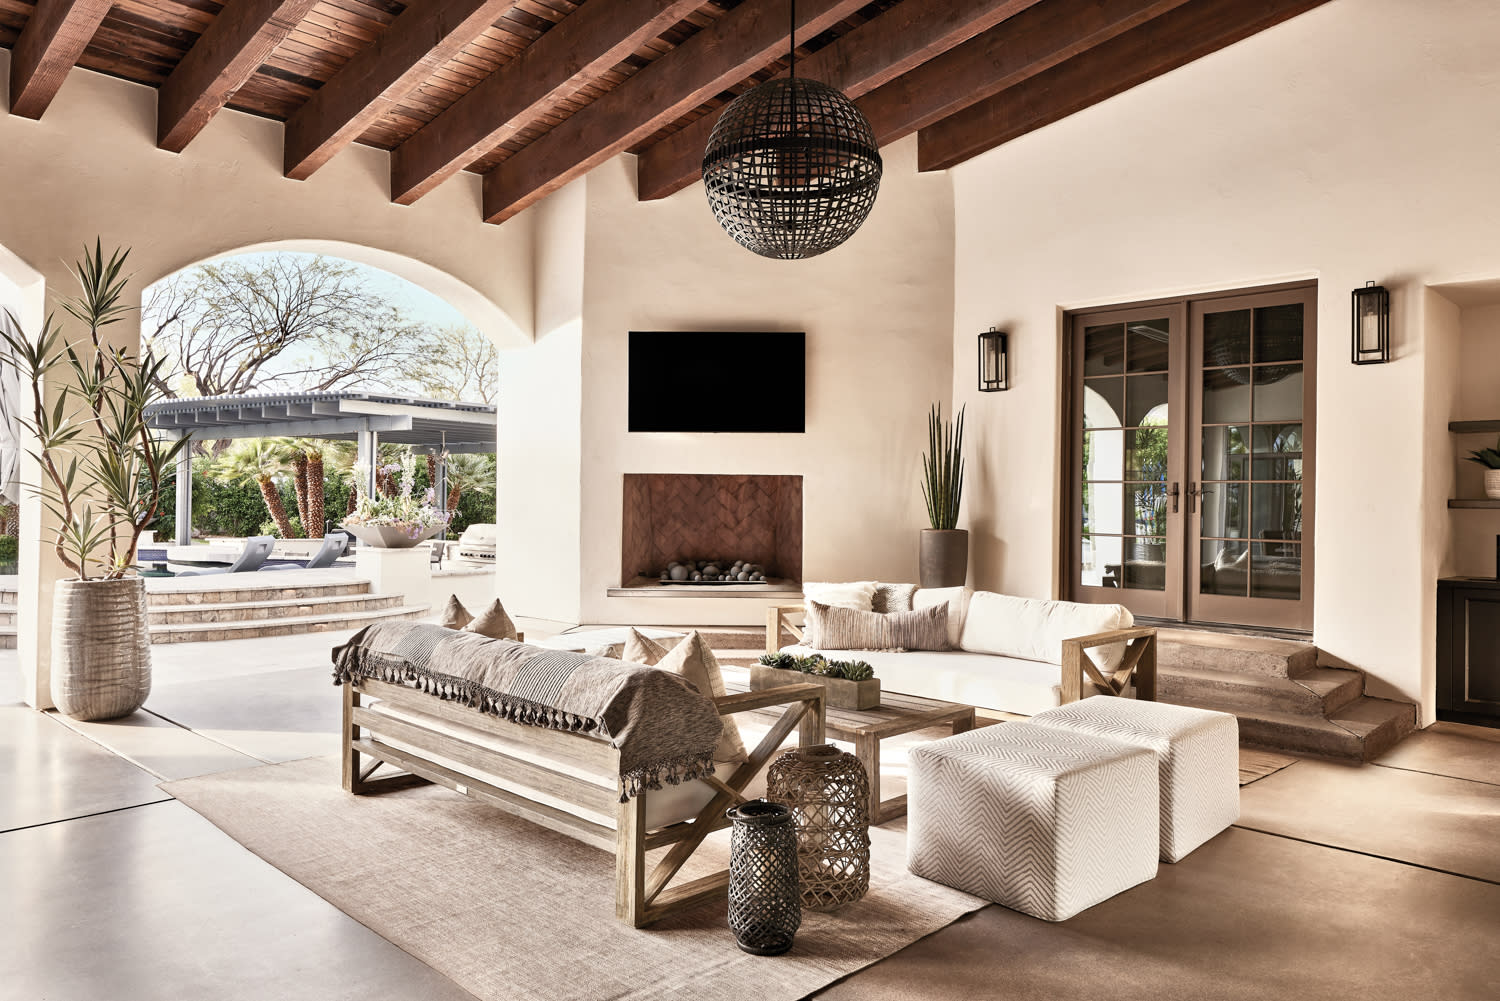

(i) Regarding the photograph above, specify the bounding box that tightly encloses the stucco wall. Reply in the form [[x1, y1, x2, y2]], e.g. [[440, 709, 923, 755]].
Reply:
[[504, 137, 955, 626], [0, 53, 535, 706], [948, 0, 1500, 721]]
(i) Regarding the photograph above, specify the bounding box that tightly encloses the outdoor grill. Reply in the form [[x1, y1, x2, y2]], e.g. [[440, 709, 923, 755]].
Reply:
[[454, 524, 498, 568]]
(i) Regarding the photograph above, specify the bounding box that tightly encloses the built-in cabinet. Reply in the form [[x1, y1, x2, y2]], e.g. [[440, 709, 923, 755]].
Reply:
[[1436, 577, 1500, 725]]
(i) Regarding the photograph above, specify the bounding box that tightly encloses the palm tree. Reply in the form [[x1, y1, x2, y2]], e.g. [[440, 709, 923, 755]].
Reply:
[[210, 439, 297, 539], [285, 437, 325, 537], [444, 453, 496, 513]]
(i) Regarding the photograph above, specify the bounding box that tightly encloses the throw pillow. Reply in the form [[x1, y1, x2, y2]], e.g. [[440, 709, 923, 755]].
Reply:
[[912, 585, 973, 648], [805, 599, 949, 652], [871, 582, 917, 614], [463, 599, 520, 640], [622, 628, 671, 666], [801, 581, 878, 611], [653, 631, 748, 764], [585, 642, 625, 660], [440, 594, 473, 630]]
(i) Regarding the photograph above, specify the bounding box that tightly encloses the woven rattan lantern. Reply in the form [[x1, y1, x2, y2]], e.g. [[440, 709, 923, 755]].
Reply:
[[768, 743, 871, 911], [726, 799, 802, 955], [701, 4, 882, 259]]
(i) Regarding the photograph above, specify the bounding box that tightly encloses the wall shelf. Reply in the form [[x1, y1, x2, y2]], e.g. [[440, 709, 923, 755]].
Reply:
[[1449, 420, 1500, 433], [1448, 499, 1500, 509]]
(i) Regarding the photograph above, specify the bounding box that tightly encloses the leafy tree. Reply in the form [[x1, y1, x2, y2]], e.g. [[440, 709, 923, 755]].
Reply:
[[407, 324, 498, 404]]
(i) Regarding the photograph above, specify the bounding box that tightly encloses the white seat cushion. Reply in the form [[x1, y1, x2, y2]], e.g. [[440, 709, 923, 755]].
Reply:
[[959, 591, 1132, 672], [907, 722, 1159, 921], [783, 645, 1063, 717], [911, 586, 974, 648], [1027, 696, 1240, 862]]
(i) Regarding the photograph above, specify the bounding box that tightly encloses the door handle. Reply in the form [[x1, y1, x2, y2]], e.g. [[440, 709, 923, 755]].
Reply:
[[1169, 482, 1180, 514], [1188, 482, 1202, 514]]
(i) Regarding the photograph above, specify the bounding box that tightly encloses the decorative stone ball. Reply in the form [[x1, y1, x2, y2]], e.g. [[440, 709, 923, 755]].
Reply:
[[692, 572, 702, 581], [737, 572, 749, 581], [669, 565, 689, 581]]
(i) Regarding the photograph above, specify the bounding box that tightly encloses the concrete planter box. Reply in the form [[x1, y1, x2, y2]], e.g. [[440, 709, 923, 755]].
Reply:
[[751, 664, 881, 710]]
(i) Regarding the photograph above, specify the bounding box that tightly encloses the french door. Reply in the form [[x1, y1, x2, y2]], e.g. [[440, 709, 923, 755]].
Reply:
[[1066, 284, 1315, 631]]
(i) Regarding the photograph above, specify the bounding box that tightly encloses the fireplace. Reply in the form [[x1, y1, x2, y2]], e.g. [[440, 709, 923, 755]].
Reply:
[[621, 474, 803, 588]]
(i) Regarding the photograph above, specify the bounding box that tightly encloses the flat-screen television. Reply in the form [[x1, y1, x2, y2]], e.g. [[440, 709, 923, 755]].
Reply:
[[628, 331, 805, 433]]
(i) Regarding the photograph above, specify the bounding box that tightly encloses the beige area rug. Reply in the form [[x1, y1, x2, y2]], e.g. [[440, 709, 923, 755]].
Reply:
[[162, 757, 985, 1001]]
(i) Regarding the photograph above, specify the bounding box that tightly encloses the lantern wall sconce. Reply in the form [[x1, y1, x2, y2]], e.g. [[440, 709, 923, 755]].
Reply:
[[979, 327, 1009, 391], [1352, 282, 1390, 365]]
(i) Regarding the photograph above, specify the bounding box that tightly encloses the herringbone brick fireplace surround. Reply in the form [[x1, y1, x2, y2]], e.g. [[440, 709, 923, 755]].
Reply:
[[620, 474, 803, 586]]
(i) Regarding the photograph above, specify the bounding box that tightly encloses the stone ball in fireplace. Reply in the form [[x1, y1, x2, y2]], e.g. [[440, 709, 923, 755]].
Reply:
[[662, 559, 769, 583]]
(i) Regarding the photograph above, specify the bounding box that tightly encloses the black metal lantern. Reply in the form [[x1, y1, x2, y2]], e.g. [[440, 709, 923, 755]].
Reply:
[[978, 327, 1009, 392], [1352, 281, 1390, 364], [726, 799, 801, 955], [701, 4, 882, 260]]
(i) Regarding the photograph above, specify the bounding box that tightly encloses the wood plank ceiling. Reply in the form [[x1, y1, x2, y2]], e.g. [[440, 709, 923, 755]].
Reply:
[[1, 0, 1332, 225]]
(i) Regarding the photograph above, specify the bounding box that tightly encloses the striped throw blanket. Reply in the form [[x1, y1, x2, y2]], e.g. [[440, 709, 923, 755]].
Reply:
[[332, 621, 724, 800]]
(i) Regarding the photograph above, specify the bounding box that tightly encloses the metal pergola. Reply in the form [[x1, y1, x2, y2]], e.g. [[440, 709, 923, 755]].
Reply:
[[144, 391, 497, 546]]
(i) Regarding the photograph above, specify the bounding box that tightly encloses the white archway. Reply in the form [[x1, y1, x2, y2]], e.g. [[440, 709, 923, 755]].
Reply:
[[146, 238, 529, 350]]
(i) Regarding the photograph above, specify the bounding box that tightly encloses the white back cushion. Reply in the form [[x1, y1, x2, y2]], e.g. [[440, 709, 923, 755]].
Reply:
[[960, 591, 1132, 668], [912, 586, 974, 648], [802, 581, 877, 611]]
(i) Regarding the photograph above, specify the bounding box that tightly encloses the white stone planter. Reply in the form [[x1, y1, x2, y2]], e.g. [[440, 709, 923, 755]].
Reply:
[[341, 523, 442, 549], [1486, 469, 1500, 500], [51, 576, 151, 720]]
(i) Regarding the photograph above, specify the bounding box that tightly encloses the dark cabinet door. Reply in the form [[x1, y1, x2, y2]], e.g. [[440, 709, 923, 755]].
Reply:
[[1438, 580, 1500, 723]]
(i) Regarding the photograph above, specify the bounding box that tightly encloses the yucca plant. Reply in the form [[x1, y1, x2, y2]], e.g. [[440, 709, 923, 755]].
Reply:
[[922, 402, 966, 530], [0, 242, 189, 580]]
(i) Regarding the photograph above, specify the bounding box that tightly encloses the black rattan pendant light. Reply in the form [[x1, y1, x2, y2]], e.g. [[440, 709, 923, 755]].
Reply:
[[702, 1, 882, 260]]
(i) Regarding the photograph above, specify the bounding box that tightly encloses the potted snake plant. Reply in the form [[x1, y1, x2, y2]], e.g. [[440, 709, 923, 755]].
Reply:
[[920, 402, 968, 588], [0, 242, 187, 720]]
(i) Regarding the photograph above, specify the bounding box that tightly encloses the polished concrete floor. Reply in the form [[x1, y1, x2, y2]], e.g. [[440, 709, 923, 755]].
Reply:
[[4, 634, 1499, 1001]]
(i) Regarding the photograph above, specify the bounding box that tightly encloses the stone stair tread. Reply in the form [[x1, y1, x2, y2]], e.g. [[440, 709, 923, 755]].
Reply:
[[145, 581, 371, 606], [1158, 662, 1364, 715], [149, 603, 429, 641], [1156, 628, 1318, 656], [1166, 695, 1413, 762], [149, 593, 403, 615]]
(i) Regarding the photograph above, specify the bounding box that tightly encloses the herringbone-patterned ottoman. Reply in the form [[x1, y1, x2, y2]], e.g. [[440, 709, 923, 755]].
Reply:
[[1028, 696, 1240, 862], [906, 722, 1158, 922]]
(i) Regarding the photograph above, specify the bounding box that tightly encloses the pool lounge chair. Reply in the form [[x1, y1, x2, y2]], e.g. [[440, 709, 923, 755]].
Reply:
[[175, 536, 276, 577], [261, 531, 349, 571]]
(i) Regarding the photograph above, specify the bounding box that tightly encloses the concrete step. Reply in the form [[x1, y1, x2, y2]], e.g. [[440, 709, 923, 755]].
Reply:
[[1157, 664, 1365, 716], [1156, 628, 1319, 678], [146, 579, 371, 606], [0, 589, 16, 604], [1163, 694, 1417, 763], [148, 592, 406, 626], [0, 626, 13, 650], [149, 603, 429, 644], [0, 605, 14, 627]]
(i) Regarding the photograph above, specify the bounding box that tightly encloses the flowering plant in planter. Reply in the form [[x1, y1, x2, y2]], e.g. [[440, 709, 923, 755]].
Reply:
[[343, 451, 450, 547]]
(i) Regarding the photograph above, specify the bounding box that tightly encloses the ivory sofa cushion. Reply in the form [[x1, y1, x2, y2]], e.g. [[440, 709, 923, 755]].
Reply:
[[912, 586, 974, 648], [783, 645, 1064, 716], [638, 630, 748, 765], [802, 581, 878, 611], [960, 591, 1132, 671], [804, 600, 948, 652]]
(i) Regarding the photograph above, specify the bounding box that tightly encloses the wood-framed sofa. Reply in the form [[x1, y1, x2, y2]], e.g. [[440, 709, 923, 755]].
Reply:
[[766, 586, 1158, 716], [341, 675, 825, 927]]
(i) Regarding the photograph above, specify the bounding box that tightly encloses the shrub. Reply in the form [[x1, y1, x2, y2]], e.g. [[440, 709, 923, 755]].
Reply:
[[0, 534, 17, 574]]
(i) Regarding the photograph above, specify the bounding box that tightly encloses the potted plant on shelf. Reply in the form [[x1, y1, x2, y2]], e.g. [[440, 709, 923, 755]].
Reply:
[[1466, 436, 1500, 500], [0, 242, 188, 720], [920, 402, 967, 587], [342, 450, 450, 548]]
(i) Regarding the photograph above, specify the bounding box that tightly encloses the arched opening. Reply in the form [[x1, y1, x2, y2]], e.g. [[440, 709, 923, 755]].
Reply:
[[0, 245, 44, 586]]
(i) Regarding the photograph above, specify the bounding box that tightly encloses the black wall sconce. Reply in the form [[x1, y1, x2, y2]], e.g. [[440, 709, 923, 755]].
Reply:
[[1352, 282, 1390, 364], [979, 327, 1009, 391]]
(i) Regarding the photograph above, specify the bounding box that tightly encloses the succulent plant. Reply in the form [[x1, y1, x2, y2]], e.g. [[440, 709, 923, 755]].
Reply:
[[1466, 436, 1500, 470], [758, 652, 797, 670]]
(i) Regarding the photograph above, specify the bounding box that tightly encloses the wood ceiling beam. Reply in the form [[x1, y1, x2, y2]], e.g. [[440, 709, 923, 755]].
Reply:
[[479, 0, 872, 226], [157, 0, 320, 154], [284, 0, 520, 181], [917, 0, 1334, 172], [8, 0, 113, 119], [390, 0, 701, 206], [636, 0, 1046, 202], [858, 0, 1195, 148]]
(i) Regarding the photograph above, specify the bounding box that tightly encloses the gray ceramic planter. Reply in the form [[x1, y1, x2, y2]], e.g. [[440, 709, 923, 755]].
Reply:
[[919, 528, 969, 588]]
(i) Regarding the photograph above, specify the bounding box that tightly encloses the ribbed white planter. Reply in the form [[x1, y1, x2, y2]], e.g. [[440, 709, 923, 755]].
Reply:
[[1486, 469, 1500, 500], [51, 576, 151, 721]]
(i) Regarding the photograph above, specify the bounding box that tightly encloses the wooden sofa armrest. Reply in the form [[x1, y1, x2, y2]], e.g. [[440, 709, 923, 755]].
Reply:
[[1059, 626, 1158, 705], [765, 603, 807, 654]]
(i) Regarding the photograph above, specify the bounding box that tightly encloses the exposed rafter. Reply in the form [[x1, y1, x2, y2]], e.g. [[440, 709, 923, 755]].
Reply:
[[917, 0, 1334, 172], [390, 0, 701, 206], [857, 0, 1194, 148], [158, 0, 320, 154], [7, 0, 112, 120], [636, 0, 1045, 202], [479, 0, 872, 226], [284, 0, 520, 181]]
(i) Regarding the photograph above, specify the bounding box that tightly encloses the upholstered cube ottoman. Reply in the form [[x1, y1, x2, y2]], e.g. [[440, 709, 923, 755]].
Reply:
[[1028, 696, 1240, 862], [907, 722, 1158, 921]]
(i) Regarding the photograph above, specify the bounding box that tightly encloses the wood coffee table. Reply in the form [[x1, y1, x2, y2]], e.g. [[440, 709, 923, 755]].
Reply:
[[824, 692, 976, 825], [728, 677, 976, 826]]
